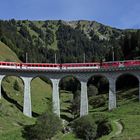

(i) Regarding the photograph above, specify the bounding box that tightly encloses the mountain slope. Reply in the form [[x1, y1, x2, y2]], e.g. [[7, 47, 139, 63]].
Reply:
[[0, 41, 21, 62], [0, 19, 139, 63]]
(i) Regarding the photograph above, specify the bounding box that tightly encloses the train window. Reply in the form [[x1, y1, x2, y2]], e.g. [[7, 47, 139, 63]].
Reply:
[[71, 65, 75, 67]]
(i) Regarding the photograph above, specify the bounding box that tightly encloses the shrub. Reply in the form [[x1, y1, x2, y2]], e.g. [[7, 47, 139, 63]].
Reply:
[[88, 85, 98, 97], [72, 115, 97, 140], [13, 80, 21, 91], [23, 112, 62, 140], [89, 95, 106, 108], [92, 113, 112, 137], [97, 121, 112, 137]]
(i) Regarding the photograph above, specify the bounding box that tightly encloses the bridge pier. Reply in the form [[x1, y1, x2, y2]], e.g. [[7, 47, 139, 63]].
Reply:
[[51, 79, 60, 117], [139, 77, 140, 102], [0, 75, 4, 99], [22, 77, 32, 117], [109, 78, 116, 110], [80, 80, 88, 117]]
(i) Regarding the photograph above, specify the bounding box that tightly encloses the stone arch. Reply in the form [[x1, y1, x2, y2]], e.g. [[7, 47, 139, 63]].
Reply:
[[59, 75, 81, 121], [116, 72, 139, 104], [59, 74, 81, 93], [1, 75, 24, 112], [87, 74, 109, 111], [30, 75, 53, 115]]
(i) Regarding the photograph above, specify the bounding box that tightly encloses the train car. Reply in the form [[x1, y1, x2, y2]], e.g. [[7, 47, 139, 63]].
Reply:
[[0, 61, 18, 69], [24, 63, 60, 70], [101, 61, 120, 68], [61, 62, 100, 70], [101, 60, 140, 69], [0, 60, 139, 70], [123, 60, 140, 67]]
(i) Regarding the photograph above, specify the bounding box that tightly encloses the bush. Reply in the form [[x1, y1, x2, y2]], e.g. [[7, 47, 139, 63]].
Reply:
[[13, 80, 21, 91], [97, 121, 112, 137], [88, 85, 98, 97], [69, 95, 80, 118], [92, 114, 112, 137], [23, 112, 62, 140], [72, 115, 97, 140], [89, 95, 106, 108]]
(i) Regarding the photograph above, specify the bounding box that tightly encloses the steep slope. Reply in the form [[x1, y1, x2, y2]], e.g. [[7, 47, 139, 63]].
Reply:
[[0, 41, 21, 62], [0, 40, 52, 139], [65, 20, 122, 40]]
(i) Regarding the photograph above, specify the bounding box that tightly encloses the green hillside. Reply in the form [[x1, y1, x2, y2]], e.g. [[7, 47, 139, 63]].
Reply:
[[0, 41, 21, 62], [0, 19, 139, 63], [0, 41, 53, 139]]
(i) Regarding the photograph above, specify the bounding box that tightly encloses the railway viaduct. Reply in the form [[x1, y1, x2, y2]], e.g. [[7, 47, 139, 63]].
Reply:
[[0, 66, 140, 118]]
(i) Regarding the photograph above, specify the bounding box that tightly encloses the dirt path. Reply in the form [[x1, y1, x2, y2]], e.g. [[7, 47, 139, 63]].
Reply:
[[113, 119, 123, 137]]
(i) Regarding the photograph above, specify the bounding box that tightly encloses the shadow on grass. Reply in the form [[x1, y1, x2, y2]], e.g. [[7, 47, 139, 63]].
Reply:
[[89, 106, 108, 113], [61, 108, 72, 113], [60, 114, 74, 122], [2, 87, 39, 117], [64, 100, 71, 103]]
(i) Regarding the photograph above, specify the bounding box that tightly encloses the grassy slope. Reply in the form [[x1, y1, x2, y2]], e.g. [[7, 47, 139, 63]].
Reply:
[[60, 90, 74, 120], [59, 88, 140, 140], [31, 77, 52, 114], [98, 101, 140, 140], [0, 99, 35, 140], [1, 77, 52, 140], [0, 41, 52, 139], [0, 41, 21, 62], [2, 77, 52, 114]]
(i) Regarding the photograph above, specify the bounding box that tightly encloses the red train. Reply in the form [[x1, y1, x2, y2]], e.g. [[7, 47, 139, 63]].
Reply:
[[0, 60, 139, 70]]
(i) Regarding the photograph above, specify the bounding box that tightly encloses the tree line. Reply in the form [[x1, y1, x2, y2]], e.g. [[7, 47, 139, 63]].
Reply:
[[0, 19, 140, 64]]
